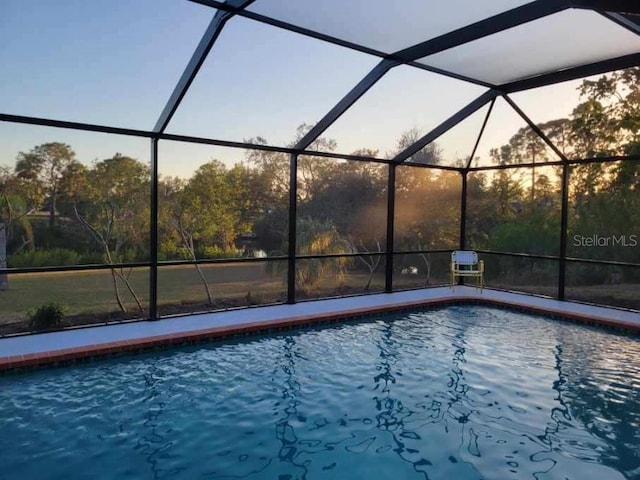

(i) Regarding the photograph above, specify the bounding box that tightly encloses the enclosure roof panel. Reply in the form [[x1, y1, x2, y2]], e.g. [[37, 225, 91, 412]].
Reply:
[[247, 0, 532, 54], [417, 9, 640, 85]]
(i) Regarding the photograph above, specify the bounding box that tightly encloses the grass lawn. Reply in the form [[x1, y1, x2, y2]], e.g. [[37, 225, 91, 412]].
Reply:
[[0, 263, 383, 333], [1, 263, 281, 322], [486, 282, 640, 310], [1, 264, 637, 335]]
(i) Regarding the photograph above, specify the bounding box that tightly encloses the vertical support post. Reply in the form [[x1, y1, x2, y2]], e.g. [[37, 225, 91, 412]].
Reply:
[[149, 138, 159, 320], [0, 223, 7, 290], [287, 154, 298, 304], [460, 171, 468, 251], [385, 163, 396, 293], [459, 171, 468, 286], [558, 163, 569, 300]]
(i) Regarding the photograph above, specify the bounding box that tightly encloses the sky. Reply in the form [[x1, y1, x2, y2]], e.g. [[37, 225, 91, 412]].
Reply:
[[0, 0, 633, 178]]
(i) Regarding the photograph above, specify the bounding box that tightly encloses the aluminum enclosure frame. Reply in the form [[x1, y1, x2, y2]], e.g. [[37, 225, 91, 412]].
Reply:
[[1, 0, 639, 327]]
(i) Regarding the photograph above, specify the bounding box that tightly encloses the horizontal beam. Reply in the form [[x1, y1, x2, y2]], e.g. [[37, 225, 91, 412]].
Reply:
[[239, 12, 493, 87], [0, 261, 152, 276], [0, 111, 390, 162], [0, 110, 461, 171], [0, 111, 388, 163], [202, 0, 640, 17], [467, 154, 640, 171], [468, 160, 564, 171], [4, 247, 637, 275], [392, 249, 454, 255], [500, 53, 640, 93], [394, 0, 570, 62], [160, 132, 393, 164], [187, 0, 226, 8], [393, 90, 499, 163], [192, 0, 386, 57], [406, 62, 495, 88], [475, 249, 640, 268], [400, 162, 462, 172], [569, 154, 640, 164], [159, 256, 288, 266], [163, 132, 462, 171], [5, 112, 638, 170], [0, 113, 155, 138], [473, 250, 559, 262], [564, 256, 640, 268]]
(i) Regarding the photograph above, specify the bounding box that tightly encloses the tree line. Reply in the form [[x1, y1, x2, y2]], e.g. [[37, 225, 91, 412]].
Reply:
[[1, 69, 638, 312]]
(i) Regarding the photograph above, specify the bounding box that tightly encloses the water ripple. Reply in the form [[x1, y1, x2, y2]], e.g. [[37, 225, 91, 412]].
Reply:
[[1, 306, 639, 479]]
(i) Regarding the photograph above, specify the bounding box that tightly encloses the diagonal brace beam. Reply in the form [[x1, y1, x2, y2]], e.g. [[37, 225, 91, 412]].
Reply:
[[502, 94, 569, 162], [465, 98, 496, 170], [599, 11, 640, 35], [393, 90, 499, 163], [571, 0, 640, 14], [295, 59, 398, 150], [294, 1, 572, 154], [154, 0, 254, 134]]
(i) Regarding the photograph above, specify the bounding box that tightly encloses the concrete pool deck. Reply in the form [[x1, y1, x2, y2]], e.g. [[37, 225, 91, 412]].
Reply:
[[1, 286, 639, 372]]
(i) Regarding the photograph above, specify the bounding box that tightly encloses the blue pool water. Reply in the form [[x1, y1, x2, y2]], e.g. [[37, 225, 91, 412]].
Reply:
[[1, 306, 640, 480]]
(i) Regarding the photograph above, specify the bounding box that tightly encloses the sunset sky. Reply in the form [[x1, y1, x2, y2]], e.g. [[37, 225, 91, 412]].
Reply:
[[1, 0, 636, 177]]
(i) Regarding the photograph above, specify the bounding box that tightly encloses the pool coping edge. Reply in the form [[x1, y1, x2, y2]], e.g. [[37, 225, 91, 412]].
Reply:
[[1, 295, 638, 373]]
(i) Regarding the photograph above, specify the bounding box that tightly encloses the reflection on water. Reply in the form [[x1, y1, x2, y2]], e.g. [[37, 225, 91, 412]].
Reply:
[[274, 336, 309, 479], [137, 364, 166, 480], [556, 330, 640, 478], [1, 306, 639, 480]]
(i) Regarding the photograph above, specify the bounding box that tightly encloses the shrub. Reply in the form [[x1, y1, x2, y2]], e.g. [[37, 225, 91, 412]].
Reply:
[[7, 248, 144, 267], [27, 302, 66, 331], [158, 240, 181, 261], [112, 248, 147, 263], [79, 252, 106, 264], [198, 245, 244, 259], [30, 218, 94, 252], [8, 248, 81, 268]]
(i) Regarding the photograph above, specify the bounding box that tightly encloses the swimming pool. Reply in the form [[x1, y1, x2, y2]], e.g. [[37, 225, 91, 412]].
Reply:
[[1, 305, 639, 479]]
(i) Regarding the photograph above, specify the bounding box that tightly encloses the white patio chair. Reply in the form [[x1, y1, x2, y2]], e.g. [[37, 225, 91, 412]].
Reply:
[[450, 250, 484, 291]]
